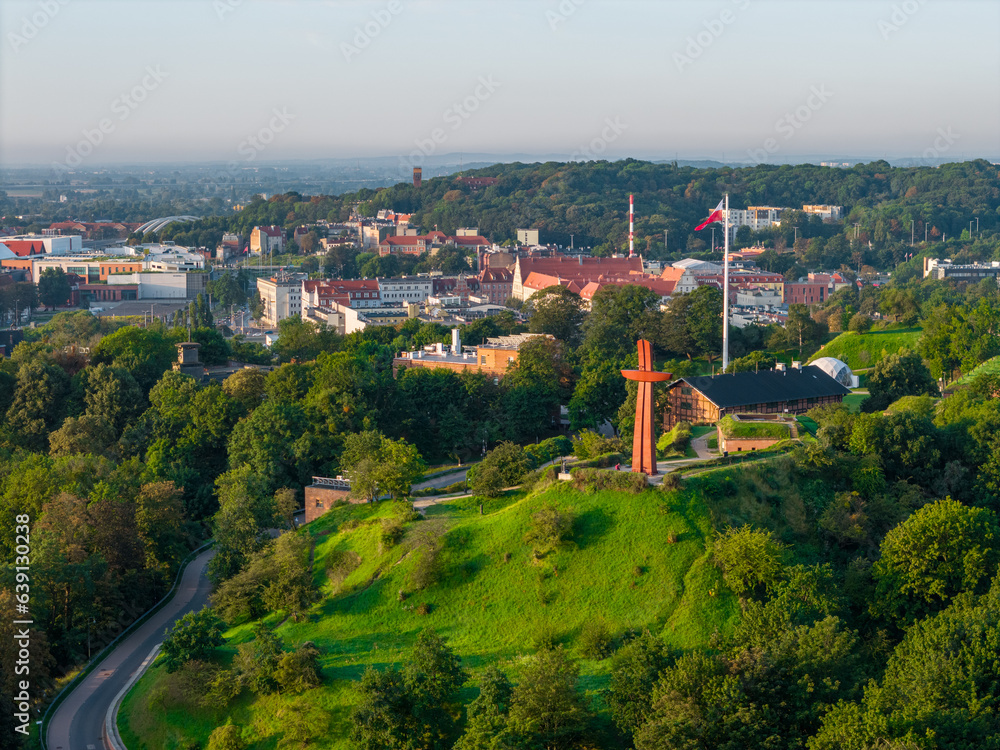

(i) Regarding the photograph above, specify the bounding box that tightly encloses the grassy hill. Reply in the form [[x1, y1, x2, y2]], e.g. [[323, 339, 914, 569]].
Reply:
[[809, 327, 922, 371], [119, 479, 740, 749], [950, 355, 1000, 389]]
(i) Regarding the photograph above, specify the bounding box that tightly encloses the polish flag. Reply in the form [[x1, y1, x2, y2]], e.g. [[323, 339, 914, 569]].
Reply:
[[695, 199, 725, 231]]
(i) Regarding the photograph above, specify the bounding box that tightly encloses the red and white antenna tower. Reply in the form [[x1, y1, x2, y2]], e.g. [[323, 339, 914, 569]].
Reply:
[[629, 194, 635, 257]]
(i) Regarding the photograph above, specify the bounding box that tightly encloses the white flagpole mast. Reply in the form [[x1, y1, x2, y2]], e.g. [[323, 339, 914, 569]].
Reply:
[[722, 193, 730, 371]]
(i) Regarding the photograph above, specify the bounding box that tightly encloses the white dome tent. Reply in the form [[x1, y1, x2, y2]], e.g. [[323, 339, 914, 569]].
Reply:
[[811, 357, 860, 388]]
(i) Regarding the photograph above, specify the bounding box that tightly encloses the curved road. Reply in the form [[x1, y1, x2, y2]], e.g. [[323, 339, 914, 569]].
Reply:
[[47, 548, 215, 750]]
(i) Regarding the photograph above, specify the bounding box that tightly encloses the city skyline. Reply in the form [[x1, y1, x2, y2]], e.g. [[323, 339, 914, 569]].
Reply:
[[1, 0, 999, 167]]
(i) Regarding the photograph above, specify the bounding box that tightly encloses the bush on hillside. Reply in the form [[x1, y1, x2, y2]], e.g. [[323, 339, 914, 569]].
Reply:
[[468, 441, 533, 497], [161, 608, 225, 673], [862, 348, 938, 413], [571, 468, 648, 494], [326, 549, 362, 590], [848, 313, 873, 332], [276, 641, 323, 693], [579, 619, 614, 660], [207, 723, 245, 750], [571, 453, 628, 470], [524, 502, 575, 554], [713, 525, 788, 599], [572, 429, 625, 460], [524, 435, 574, 467], [656, 421, 692, 458]]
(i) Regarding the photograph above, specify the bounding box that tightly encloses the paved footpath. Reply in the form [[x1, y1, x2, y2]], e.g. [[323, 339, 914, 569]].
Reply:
[[46, 548, 215, 750]]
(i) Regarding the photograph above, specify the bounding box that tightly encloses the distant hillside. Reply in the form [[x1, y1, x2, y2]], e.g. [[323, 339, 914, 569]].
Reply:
[[809, 327, 923, 371], [351, 158, 999, 254], [119, 480, 739, 748]]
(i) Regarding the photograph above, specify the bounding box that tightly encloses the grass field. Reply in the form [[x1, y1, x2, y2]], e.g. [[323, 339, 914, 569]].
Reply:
[[718, 415, 790, 439], [951, 355, 1000, 388], [809, 327, 923, 371], [120, 480, 740, 749], [843, 393, 867, 413]]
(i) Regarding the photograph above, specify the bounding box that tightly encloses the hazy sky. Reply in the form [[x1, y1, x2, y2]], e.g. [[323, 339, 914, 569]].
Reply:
[[2, 0, 998, 166]]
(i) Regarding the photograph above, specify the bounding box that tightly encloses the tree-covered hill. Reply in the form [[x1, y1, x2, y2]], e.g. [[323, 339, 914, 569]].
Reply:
[[132, 159, 1000, 261]]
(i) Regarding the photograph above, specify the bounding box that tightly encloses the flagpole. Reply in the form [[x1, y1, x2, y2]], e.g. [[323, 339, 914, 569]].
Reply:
[[722, 194, 730, 371]]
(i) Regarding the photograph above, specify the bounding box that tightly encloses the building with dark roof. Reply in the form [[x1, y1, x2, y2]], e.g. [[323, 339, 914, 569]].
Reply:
[[664, 364, 851, 428]]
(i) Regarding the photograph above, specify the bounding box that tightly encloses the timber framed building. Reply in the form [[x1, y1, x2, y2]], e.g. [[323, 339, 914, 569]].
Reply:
[[664, 365, 851, 428]]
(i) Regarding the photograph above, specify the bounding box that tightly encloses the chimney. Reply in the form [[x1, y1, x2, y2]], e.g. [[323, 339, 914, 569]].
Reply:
[[791, 361, 802, 370], [578, 255, 583, 265], [451, 328, 462, 354], [775, 362, 786, 372]]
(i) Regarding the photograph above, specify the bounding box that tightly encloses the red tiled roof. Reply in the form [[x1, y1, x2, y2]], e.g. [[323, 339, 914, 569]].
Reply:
[[479, 267, 512, 282], [515, 255, 642, 283], [2, 239, 46, 257]]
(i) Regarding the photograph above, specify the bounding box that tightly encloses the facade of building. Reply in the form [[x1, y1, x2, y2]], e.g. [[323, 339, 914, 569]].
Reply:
[[802, 204, 843, 221], [250, 226, 285, 255], [784, 282, 829, 305], [107, 271, 207, 300], [257, 277, 302, 326], [721, 206, 786, 240], [664, 364, 851, 429], [923, 257, 1000, 281], [304, 477, 357, 523], [378, 276, 434, 305], [516, 229, 540, 245], [392, 332, 547, 378], [736, 289, 784, 307], [301, 279, 382, 310], [476, 267, 513, 304]]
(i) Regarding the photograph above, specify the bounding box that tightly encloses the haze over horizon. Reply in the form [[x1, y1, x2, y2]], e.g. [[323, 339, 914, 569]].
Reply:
[[2, 0, 999, 168]]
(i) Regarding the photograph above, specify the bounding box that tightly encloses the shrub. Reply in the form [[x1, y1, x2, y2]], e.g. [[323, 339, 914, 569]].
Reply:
[[207, 723, 245, 750], [571, 453, 628, 470], [524, 435, 574, 467], [661, 473, 683, 492], [713, 525, 788, 599], [656, 421, 692, 458], [410, 539, 443, 590], [233, 624, 284, 695], [276, 642, 323, 693], [848, 313, 872, 332], [469, 441, 533, 497], [579, 619, 614, 660], [571, 468, 648, 494], [161, 608, 224, 673], [871, 499, 1000, 626], [380, 518, 405, 552], [326, 549, 362, 589], [572, 429, 624, 459], [524, 502, 575, 555]]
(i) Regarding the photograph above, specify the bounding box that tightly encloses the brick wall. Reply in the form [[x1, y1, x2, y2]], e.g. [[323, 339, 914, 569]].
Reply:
[[718, 432, 784, 453], [304, 485, 356, 523]]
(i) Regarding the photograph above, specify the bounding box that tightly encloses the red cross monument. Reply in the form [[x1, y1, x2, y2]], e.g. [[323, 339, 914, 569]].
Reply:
[[620, 340, 671, 475]]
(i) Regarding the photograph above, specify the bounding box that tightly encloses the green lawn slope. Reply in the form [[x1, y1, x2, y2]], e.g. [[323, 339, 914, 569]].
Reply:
[[950, 355, 1000, 389], [119, 480, 739, 749], [809, 327, 922, 370]]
